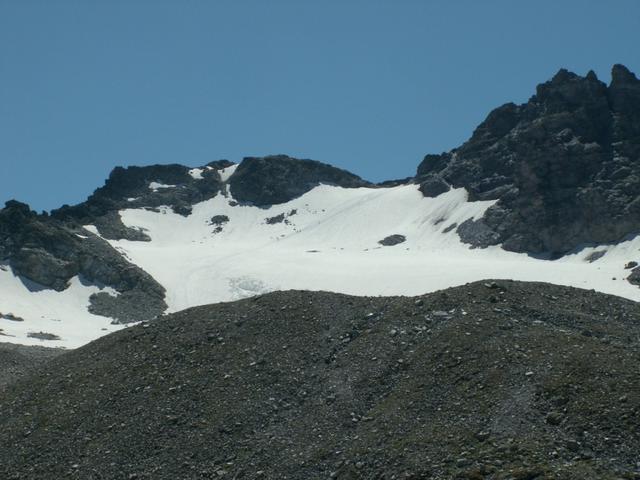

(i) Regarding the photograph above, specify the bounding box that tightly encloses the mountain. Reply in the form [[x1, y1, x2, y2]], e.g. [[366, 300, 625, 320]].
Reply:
[[1, 282, 639, 479], [415, 64, 640, 255], [1, 66, 639, 348]]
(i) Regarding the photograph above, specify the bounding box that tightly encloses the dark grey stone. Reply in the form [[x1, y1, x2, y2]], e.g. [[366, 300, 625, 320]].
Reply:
[[456, 219, 501, 248], [378, 234, 406, 246], [210, 215, 230, 225], [418, 174, 450, 197], [585, 251, 607, 263], [265, 213, 286, 225], [26, 332, 61, 341]]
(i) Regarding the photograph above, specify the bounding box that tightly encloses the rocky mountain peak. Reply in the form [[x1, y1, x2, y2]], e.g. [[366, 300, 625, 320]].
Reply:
[[52, 163, 223, 225], [611, 63, 639, 85], [1, 200, 36, 224], [416, 64, 640, 254], [608, 64, 640, 119], [585, 69, 599, 82], [534, 67, 609, 115], [47, 155, 370, 232], [228, 154, 370, 206]]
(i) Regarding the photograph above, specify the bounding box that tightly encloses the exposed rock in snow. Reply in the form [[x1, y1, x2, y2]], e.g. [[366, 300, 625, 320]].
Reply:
[[378, 234, 406, 246], [228, 154, 370, 206]]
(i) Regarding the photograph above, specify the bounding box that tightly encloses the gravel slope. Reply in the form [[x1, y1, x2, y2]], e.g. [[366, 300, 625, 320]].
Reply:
[[0, 342, 63, 389], [1, 281, 639, 479]]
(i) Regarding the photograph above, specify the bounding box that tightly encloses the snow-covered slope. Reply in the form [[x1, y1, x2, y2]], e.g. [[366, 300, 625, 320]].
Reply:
[[2, 181, 639, 348], [0, 269, 125, 348], [113, 183, 640, 310]]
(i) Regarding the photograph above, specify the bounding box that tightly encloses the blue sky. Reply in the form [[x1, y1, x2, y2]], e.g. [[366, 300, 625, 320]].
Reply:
[[1, 1, 639, 212]]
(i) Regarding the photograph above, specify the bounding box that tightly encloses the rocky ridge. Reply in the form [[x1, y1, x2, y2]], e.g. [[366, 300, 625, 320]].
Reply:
[[51, 161, 231, 239], [228, 154, 371, 206], [416, 64, 640, 255], [0, 200, 166, 323], [0, 281, 639, 479]]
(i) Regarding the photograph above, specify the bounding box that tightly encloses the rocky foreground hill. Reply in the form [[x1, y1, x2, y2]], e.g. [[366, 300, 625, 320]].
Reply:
[[1, 281, 639, 479]]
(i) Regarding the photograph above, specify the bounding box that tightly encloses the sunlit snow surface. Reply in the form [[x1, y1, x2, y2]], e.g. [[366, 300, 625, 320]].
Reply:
[[2, 183, 639, 348], [113, 184, 640, 312], [188, 168, 204, 180], [218, 164, 238, 182], [0, 271, 125, 348]]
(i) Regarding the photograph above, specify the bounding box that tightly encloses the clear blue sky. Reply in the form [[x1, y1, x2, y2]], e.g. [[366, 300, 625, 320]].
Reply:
[[1, 1, 639, 212]]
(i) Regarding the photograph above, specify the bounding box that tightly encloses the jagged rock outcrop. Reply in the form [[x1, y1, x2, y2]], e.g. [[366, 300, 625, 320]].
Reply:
[[51, 164, 225, 239], [416, 64, 640, 255], [49, 156, 369, 235], [228, 154, 371, 206], [0, 201, 166, 323]]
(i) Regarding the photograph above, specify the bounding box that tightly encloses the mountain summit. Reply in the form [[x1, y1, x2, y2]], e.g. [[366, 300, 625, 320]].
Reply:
[[1, 65, 639, 347], [416, 64, 640, 254]]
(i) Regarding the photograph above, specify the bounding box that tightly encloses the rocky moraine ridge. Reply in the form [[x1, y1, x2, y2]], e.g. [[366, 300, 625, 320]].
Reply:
[[1, 282, 639, 479], [0, 64, 639, 324]]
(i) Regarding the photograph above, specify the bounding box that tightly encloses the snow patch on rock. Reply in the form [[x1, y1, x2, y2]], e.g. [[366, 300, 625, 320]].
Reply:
[[148, 182, 176, 192]]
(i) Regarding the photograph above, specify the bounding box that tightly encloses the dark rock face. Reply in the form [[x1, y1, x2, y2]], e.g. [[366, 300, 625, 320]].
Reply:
[[1, 282, 639, 479], [265, 213, 286, 224], [417, 65, 640, 255], [0, 201, 166, 323], [209, 215, 230, 234], [51, 164, 224, 239], [417, 173, 450, 197], [85, 210, 150, 242], [229, 155, 370, 206], [209, 215, 229, 225], [456, 218, 501, 248], [378, 234, 406, 246], [628, 266, 640, 286]]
